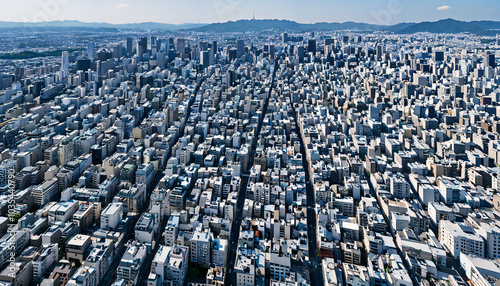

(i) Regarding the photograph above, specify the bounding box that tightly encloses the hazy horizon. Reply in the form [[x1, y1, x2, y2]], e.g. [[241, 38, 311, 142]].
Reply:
[[2, 17, 500, 26], [1, 0, 499, 26]]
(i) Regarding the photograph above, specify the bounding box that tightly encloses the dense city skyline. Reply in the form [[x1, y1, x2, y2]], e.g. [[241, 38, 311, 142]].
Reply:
[[1, 1, 500, 286], [1, 0, 500, 25]]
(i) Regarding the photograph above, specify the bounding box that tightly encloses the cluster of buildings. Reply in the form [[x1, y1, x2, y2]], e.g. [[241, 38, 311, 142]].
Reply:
[[0, 26, 499, 286]]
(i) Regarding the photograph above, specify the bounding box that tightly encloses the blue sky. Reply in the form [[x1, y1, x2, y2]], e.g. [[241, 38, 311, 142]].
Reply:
[[2, 0, 499, 25]]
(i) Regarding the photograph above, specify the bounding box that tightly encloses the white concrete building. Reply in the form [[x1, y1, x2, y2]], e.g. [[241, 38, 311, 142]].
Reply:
[[100, 203, 123, 230], [472, 221, 500, 259], [235, 255, 255, 286], [343, 263, 369, 286], [439, 220, 484, 258], [135, 212, 158, 245], [67, 266, 97, 286], [32, 244, 58, 281], [211, 238, 228, 267], [149, 244, 189, 286], [191, 228, 212, 267], [164, 214, 179, 246], [117, 243, 147, 285], [460, 253, 500, 286]]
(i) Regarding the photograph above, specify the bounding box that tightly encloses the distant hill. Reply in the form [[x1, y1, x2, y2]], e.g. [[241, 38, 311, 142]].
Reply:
[[0, 20, 206, 31], [0, 19, 499, 34], [382, 22, 416, 33], [186, 19, 384, 32], [187, 18, 500, 35], [397, 18, 485, 34]]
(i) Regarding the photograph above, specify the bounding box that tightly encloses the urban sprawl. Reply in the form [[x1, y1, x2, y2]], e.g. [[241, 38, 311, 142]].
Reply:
[[0, 29, 499, 286]]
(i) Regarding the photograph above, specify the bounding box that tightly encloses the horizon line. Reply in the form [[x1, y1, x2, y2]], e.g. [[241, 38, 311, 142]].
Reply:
[[1, 17, 500, 27]]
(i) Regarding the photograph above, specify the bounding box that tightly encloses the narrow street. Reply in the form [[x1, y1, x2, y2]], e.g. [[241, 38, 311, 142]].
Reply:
[[290, 98, 324, 286], [225, 59, 279, 285], [101, 76, 205, 286]]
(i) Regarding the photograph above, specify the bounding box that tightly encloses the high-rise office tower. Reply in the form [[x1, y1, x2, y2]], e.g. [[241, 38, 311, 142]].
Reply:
[[140, 37, 148, 54], [87, 42, 95, 60], [157, 52, 166, 68], [307, 39, 316, 54], [282, 32, 289, 43], [200, 51, 210, 68], [136, 41, 143, 58], [191, 47, 199, 61], [228, 48, 237, 62], [150, 36, 156, 50], [113, 44, 123, 59], [269, 44, 275, 59], [209, 48, 214, 66], [212, 41, 218, 53], [126, 38, 133, 55], [433, 51, 444, 62], [156, 39, 163, 51], [237, 39, 245, 58], [376, 44, 384, 60], [297, 46, 304, 63], [61, 51, 69, 78], [168, 48, 176, 62], [485, 53, 496, 68], [167, 37, 174, 51], [177, 38, 186, 59]]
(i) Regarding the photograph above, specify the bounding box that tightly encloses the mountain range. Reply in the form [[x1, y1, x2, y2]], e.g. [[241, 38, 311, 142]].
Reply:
[[0, 18, 499, 35], [187, 18, 500, 35], [0, 20, 205, 31]]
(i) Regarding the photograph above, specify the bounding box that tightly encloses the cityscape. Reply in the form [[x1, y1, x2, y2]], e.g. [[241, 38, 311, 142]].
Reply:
[[0, 1, 500, 286]]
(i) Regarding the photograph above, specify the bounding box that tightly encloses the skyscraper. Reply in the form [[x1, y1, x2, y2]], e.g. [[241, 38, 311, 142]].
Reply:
[[150, 36, 156, 50], [297, 46, 304, 63], [157, 52, 166, 68], [140, 37, 148, 55], [307, 39, 316, 54], [485, 53, 496, 68], [376, 44, 384, 60], [167, 37, 174, 51], [87, 42, 95, 60], [209, 48, 215, 66], [237, 39, 244, 58], [156, 38, 163, 51], [177, 38, 186, 59], [126, 38, 133, 55], [212, 41, 218, 53], [61, 51, 69, 78], [136, 41, 143, 58], [282, 32, 289, 43], [200, 51, 210, 68]]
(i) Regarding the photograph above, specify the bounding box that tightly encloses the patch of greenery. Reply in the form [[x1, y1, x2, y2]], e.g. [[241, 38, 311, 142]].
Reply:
[[0, 49, 79, 60], [187, 267, 201, 278], [480, 39, 496, 44], [7, 213, 21, 224], [58, 236, 68, 260], [17, 42, 51, 49]]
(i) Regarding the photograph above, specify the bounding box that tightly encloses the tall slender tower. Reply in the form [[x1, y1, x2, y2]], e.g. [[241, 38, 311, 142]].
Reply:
[[61, 51, 69, 78], [87, 42, 95, 60]]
